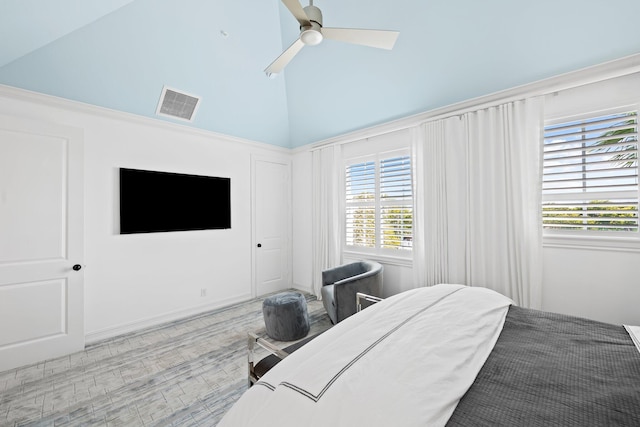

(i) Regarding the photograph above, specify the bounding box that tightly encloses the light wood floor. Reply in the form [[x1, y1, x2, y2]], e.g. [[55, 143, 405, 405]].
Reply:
[[0, 292, 331, 426]]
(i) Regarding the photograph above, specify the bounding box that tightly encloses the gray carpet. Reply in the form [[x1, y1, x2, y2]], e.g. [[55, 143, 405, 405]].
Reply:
[[0, 292, 331, 426]]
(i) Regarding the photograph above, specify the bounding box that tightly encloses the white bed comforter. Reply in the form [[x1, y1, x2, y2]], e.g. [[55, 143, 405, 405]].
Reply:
[[219, 284, 513, 427]]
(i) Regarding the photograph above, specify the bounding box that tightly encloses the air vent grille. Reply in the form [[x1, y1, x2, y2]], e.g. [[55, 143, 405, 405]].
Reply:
[[156, 86, 201, 122]]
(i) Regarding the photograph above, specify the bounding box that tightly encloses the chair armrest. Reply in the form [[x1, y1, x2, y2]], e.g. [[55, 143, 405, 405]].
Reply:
[[356, 292, 384, 313], [332, 267, 378, 287], [322, 262, 369, 286]]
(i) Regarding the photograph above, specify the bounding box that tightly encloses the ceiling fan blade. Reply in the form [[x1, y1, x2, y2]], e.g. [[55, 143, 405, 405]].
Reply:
[[321, 28, 399, 50], [281, 0, 310, 27], [264, 38, 305, 77]]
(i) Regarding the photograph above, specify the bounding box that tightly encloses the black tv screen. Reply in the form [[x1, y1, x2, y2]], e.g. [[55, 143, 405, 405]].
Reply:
[[119, 168, 231, 234]]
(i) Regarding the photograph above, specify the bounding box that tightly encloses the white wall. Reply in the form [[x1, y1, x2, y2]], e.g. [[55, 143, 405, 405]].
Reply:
[[0, 86, 290, 342], [542, 246, 640, 325]]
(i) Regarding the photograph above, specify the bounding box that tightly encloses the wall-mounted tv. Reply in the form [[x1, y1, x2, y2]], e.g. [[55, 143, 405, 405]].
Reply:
[[119, 168, 231, 234]]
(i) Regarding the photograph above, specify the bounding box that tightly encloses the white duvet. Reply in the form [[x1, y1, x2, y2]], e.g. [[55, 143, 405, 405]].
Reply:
[[218, 284, 513, 427]]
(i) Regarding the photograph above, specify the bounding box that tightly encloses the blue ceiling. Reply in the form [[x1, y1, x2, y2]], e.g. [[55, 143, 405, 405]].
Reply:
[[1, 0, 640, 148]]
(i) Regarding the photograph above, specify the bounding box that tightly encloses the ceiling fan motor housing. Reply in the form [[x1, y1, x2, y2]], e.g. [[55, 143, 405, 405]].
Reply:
[[300, 5, 323, 45], [302, 5, 323, 27]]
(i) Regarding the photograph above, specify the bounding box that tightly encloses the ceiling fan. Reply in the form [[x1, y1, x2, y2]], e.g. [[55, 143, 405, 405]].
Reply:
[[265, 0, 399, 77]]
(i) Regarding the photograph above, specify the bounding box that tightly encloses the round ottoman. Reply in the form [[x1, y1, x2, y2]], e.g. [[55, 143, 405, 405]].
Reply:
[[262, 292, 310, 341]]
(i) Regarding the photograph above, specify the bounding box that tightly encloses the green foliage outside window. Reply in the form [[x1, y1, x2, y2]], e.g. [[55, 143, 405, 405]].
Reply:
[[542, 201, 638, 231], [349, 193, 413, 248]]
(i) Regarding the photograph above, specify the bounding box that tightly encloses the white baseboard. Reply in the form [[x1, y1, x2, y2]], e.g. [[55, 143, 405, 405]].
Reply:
[[84, 292, 253, 345]]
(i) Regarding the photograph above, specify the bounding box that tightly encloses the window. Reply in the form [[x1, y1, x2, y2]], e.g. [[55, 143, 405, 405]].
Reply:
[[542, 109, 639, 234], [345, 150, 413, 254]]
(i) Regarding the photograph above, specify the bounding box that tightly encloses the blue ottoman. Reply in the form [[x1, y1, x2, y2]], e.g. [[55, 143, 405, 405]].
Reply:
[[263, 292, 310, 341]]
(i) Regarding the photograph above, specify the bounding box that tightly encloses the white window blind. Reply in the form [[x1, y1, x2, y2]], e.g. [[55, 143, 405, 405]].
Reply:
[[346, 160, 376, 248], [379, 156, 413, 249], [542, 110, 639, 232], [345, 152, 413, 252]]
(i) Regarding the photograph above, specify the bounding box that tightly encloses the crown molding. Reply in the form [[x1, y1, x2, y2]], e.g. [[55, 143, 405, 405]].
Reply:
[[0, 83, 291, 154]]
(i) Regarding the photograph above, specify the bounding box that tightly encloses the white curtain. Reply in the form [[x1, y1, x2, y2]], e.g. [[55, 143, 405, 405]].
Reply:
[[412, 118, 467, 287], [463, 98, 543, 308], [311, 145, 343, 299], [413, 97, 543, 308]]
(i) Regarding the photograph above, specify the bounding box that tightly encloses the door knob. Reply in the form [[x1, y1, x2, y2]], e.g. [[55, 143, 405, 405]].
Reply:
[[257, 243, 262, 248], [72, 264, 82, 271]]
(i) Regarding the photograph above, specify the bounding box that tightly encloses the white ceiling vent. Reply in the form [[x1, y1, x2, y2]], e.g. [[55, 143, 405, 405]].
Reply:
[[156, 86, 201, 122]]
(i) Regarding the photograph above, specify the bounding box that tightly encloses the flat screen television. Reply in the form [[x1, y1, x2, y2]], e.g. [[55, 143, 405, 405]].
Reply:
[[119, 168, 231, 234]]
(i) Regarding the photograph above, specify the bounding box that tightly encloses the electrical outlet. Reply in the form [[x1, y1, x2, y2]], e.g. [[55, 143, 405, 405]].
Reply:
[[200, 288, 207, 297]]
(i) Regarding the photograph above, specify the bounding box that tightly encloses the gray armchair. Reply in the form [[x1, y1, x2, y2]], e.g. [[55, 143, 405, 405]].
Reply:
[[321, 260, 383, 324]]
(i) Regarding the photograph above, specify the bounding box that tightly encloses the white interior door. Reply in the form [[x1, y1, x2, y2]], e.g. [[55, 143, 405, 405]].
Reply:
[[253, 157, 291, 296], [0, 115, 84, 372]]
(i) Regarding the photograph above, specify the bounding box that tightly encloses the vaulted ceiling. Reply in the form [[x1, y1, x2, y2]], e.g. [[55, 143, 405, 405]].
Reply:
[[1, 0, 640, 148]]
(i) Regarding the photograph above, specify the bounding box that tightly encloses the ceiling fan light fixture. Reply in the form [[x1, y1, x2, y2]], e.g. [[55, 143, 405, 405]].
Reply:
[[300, 27, 323, 46]]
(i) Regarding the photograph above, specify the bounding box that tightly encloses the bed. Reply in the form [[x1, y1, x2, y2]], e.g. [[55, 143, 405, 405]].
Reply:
[[218, 284, 640, 426]]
